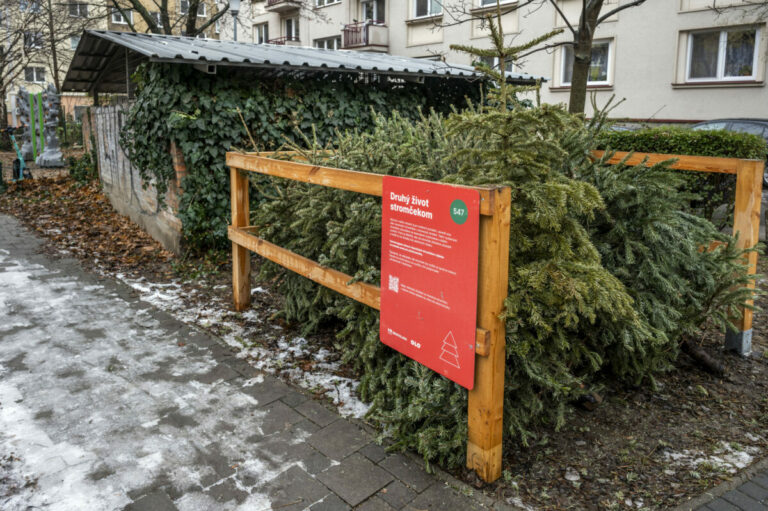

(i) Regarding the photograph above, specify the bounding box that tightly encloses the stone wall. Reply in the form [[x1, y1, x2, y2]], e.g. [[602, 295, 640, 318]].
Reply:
[[86, 104, 186, 254]]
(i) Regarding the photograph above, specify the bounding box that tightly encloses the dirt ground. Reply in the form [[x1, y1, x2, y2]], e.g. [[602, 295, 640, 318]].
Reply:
[[1, 175, 767, 511], [0, 149, 83, 182]]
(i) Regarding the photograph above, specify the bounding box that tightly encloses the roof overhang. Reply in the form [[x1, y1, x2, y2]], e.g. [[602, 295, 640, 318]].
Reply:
[[62, 31, 545, 94]]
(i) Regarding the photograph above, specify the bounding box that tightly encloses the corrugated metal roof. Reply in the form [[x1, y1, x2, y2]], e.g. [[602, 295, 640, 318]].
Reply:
[[62, 30, 542, 93]]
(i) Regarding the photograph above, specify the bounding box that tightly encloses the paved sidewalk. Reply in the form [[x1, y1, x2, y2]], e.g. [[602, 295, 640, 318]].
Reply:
[[0, 214, 488, 511], [694, 468, 768, 511]]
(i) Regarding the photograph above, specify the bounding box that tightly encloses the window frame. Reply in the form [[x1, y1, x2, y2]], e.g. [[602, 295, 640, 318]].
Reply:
[[316, 0, 341, 6], [480, 0, 515, 6], [285, 17, 299, 40], [314, 36, 342, 49], [255, 22, 269, 43], [111, 7, 133, 24], [20, 0, 40, 12], [68, 2, 88, 17], [414, 0, 442, 19], [685, 26, 760, 83], [24, 66, 45, 83], [70, 35, 80, 49], [560, 39, 613, 87], [24, 31, 44, 49]]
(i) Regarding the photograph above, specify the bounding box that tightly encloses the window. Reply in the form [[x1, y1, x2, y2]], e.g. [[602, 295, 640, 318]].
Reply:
[[562, 40, 611, 85], [111, 8, 133, 24], [255, 22, 269, 43], [361, 0, 385, 22], [150, 11, 162, 26], [180, 0, 206, 16], [315, 36, 341, 49], [415, 0, 442, 17], [687, 27, 759, 82], [68, 2, 88, 17], [316, 0, 340, 5], [24, 66, 45, 83], [20, 0, 40, 12], [480, 0, 515, 5], [24, 31, 43, 49], [70, 35, 80, 49], [215, 18, 220, 33], [285, 17, 299, 40], [477, 55, 515, 73]]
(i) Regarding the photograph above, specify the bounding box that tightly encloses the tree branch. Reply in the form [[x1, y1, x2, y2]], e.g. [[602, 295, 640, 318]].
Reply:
[[546, 0, 577, 36], [597, 0, 647, 25]]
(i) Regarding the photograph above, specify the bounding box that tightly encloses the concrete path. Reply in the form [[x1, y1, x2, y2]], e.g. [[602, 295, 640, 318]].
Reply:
[[694, 467, 768, 511], [0, 214, 487, 511]]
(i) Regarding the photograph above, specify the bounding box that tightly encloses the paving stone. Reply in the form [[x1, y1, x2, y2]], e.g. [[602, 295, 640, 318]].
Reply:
[[295, 399, 339, 427], [379, 480, 418, 509], [356, 496, 397, 511], [316, 453, 393, 507], [262, 465, 331, 511], [722, 489, 765, 511], [406, 483, 484, 511], [309, 494, 351, 511], [707, 498, 740, 511], [258, 401, 305, 435], [193, 362, 241, 384], [379, 454, 433, 493], [308, 420, 369, 460], [281, 390, 310, 408], [241, 377, 291, 408], [752, 472, 768, 490], [124, 491, 178, 511], [205, 478, 249, 504], [739, 481, 768, 502], [359, 443, 388, 464]]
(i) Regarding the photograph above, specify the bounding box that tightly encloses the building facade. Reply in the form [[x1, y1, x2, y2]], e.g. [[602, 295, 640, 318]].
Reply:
[[250, 0, 768, 122], [4, 0, 241, 124]]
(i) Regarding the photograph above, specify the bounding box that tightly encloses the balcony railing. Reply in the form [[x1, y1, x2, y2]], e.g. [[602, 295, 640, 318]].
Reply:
[[267, 35, 300, 45], [342, 21, 386, 49]]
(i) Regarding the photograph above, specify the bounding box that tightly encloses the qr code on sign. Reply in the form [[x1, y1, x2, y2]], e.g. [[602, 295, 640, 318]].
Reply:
[[388, 275, 399, 293]]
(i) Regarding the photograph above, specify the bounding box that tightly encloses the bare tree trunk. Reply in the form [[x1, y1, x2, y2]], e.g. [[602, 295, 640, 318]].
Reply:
[[567, 0, 602, 115]]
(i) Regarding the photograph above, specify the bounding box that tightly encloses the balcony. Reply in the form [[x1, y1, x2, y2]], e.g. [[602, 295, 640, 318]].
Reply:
[[342, 21, 388, 52], [265, 0, 301, 13], [267, 35, 301, 46]]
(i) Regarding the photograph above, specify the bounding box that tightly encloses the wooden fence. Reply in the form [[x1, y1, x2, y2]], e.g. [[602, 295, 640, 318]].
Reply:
[[228, 149, 763, 484], [227, 151, 512, 483], [592, 150, 764, 355]]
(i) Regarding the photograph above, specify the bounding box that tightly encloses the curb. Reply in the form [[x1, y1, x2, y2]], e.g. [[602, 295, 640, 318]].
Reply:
[[673, 456, 768, 511]]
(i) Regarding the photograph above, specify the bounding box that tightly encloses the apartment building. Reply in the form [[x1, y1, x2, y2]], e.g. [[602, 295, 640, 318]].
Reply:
[[250, 0, 768, 121], [5, 0, 236, 122]]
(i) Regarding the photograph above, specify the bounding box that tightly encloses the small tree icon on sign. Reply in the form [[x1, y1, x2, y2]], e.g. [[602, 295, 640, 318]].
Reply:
[[439, 331, 460, 368]]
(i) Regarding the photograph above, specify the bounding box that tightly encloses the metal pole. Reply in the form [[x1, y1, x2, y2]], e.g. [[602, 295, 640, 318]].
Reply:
[[232, 13, 238, 41]]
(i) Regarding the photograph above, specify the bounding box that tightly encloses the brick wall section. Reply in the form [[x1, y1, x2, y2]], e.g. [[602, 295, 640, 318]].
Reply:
[[91, 104, 185, 254]]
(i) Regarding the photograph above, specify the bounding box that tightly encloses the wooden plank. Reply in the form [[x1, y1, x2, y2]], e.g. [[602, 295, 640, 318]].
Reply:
[[467, 186, 512, 483], [591, 150, 747, 174], [228, 226, 492, 355], [730, 159, 763, 332], [228, 226, 382, 310], [231, 168, 251, 312], [227, 152, 496, 216]]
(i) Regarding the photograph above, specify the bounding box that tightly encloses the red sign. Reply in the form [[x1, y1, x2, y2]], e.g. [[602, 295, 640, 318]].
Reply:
[[380, 176, 480, 389]]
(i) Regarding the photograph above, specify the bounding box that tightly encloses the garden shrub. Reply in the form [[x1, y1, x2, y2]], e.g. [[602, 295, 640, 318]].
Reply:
[[596, 126, 768, 224], [120, 63, 482, 250], [251, 102, 754, 467], [68, 151, 97, 184]]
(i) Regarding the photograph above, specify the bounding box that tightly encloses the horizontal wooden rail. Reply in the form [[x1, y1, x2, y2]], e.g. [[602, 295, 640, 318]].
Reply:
[[590, 150, 761, 174], [228, 225, 492, 355], [227, 152, 498, 217]]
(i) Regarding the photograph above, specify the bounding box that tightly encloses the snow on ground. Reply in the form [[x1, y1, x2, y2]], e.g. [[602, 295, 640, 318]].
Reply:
[[0, 252, 315, 510], [663, 442, 761, 474], [112, 274, 371, 419]]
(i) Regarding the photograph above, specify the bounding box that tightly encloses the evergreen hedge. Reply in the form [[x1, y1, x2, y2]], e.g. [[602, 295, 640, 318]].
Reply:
[[596, 127, 768, 224]]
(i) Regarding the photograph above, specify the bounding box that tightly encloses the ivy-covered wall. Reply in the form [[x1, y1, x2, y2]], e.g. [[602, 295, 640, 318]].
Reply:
[[120, 63, 483, 250]]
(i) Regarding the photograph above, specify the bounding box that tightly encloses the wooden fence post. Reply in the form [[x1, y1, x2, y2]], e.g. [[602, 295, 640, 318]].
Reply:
[[467, 186, 512, 483], [727, 160, 764, 355], [231, 167, 251, 311]]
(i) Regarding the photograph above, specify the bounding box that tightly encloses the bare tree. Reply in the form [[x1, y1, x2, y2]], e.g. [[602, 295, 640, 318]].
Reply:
[[438, 0, 648, 114], [105, 0, 230, 37], [0, 0, 43, 130]]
